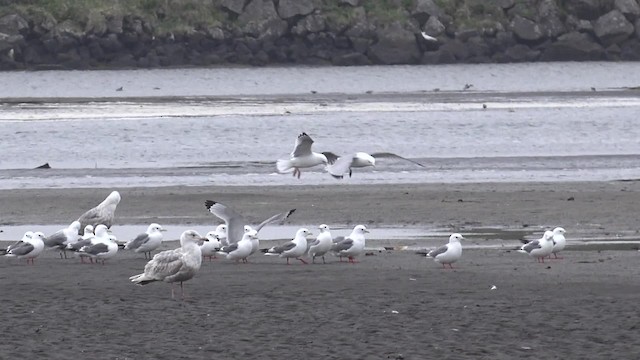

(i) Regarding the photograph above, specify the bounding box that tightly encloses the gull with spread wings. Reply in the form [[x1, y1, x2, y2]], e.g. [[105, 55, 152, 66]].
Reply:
[[323, 151, 425, 179], [277, 132, 328, 179]]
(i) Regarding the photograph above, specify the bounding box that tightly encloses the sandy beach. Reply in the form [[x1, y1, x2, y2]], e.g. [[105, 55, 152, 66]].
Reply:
[[1, 180, 640, 358]]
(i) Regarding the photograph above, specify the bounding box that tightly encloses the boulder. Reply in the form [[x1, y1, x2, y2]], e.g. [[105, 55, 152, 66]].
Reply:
[[106, 14, 124, 34], [221, 0, 245, 15], [0, 33, 23, 52], [340, 0, 359, 6], [292, 14, 326, 35], [510, 15, 545, 42], [238, 0, 288, 40], [85, 11, 108, 36], [563, 0, 612, 20], [593, 9, 635, 46], [0, 14, 29, 36], [503, 44, 540, 62], [423, 16, 445, 36], [540, 31, 605, 60], [538, 0, 567, 38], [620, 38, 640, 59], [614, 0, 640, 21], [277, 0, 316, 19], [368, 22, 420, 64], [412, 0, 443, 24], [332, 52, 371, 66]]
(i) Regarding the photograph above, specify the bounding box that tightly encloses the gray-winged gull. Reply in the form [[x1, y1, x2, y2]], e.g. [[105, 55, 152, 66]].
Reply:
[[78, 230, 118, 265], [551, 227, 566, 259], [265, 227, 312, 264], [277, 132, 328, 178], [204, 200, 295, 245], [427, 233, 464, 269], [44, 221, 81, 259], [3, 231, 33, 255], [68, 224, 110, 263], [201, 227, 224, 261], [323, 151, 425, 179], [5, 232, 45, 264], [77, 191, 121, 233], [519, 230, 554, 263], [130, 230, 206, 300], [308, 224, 333, 264], [331, 225, 369, 263], [217, 230, 256, 263], [124, 223, 166, 259]]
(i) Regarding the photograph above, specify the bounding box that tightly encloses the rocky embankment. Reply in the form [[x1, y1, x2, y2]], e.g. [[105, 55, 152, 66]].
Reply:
[[0, 0, 639, 70]]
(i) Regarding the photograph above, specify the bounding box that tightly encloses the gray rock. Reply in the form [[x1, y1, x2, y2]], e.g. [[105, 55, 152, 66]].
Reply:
[[510, 15, 545, 42], [614, 0, 640, 21], [85, 11, 108, 36], [221, 0, 245, 15], [421, 46, 456, 64], [206, 26, 226, 41], [292, 14, 326, 35], [438, 39, 470, 61], [423, 16, 445, 36], [107, 15, 124, 34], [0, 14, 29, 36], [0, 33, 23, 52], [593, 9, 634, 46], [498, 0, 516, 9], [339, 0, 359, 6], [503, 44, 540, 62], [332, 52, 370, 65], [277, 0, 316, 19], [57, 20, 85, 39], [455, 28, 479, 42], [412, 0, 443, 24], [637, 18, 640, 37], [540, 31, 605, 60], [563, 0, 611, 20], [238, 0, 288, 40], [368, 22, 420, 64], [620, 38, 640, 59]]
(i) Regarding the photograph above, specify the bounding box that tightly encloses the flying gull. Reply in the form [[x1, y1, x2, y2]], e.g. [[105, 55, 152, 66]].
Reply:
[[265, 228, 312, 264], [550, 227, 566, 259], [77, 191, 121, 233], [204, 200, 295, 245], [217, 229, 257, 263], [277, 132, 328, 178], [323, 151, 424, 179], [44, 221, 81, 259], [307, 224, 333, 264], [130, 230, 207, 300], [519, 230, 554, 263], [427, 233, 464, 269], [331, 225, 369, 263], [124, 223, 166, 259], [5, 232, 46, 264]]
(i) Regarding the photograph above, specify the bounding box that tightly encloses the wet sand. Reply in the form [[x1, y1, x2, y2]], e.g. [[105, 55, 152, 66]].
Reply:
[[1, 180, 640, 359]]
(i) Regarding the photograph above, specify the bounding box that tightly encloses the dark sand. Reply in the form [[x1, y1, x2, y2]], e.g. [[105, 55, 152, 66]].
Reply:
[[1, 181, 640, 359]]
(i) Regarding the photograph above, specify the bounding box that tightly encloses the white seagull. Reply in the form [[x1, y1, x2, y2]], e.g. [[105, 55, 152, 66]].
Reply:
[[78, 229, 119, 265], [81, 225, 94, 240], [427, 233, 464, 269], [43, 221, 82, 259], [201, 231, 222, 261], [77, 191, 121, 232], [204, 200, 295, 245], [307, 224, 333, 264], [3, 231, 34, 255], [519, 230, 554, 263], [5, 232, 46, 264], [331, 225, 369, 263], [124, 223, 167, 259], [277, 132, 328, 178], [323, 151, 424, 179], [551, 227, 566, 259], [130, 230, 206, 300], [217, 229, 257, 262], [265, 228, 312, 264]]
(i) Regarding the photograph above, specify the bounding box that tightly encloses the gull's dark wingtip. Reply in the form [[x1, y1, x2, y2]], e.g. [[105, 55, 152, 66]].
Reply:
[[204, 200, 216, 210]]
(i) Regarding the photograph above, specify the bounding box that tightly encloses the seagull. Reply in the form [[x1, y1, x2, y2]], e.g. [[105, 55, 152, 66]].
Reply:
[[217, 229, 256, 262], [44, 221, 82, 259], [3, 231, 34, 255], [244, 225, 262, 260], [77, 191, 121, 233], [323, 151, 424, 179], [308, 224, 333, 264], [124, 223, 166, 259], [550, 227, 566, 259], [331, 225, 369, 263], [78, 230, 119, 265], [427, 233, 464, 269], [200, 224, 226, 261], [68, 224, 111, 263], [204, 200, 295, 245], [519, 230, 554, 263], [277, 132, 328, 178], [130, 230, 206, 300], [420, 31, 438, 42], [5, 232, 46, 264], [81, 225, 94, 240], [265, 228, 312, 264]]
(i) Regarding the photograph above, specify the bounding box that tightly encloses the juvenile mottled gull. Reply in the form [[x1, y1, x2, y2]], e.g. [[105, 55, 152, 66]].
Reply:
[[204, 200, 295, 245], [277, 132, 328, 178], [217, 230, 257, 263], [307, 224, 333, 264], [5, 232, 45, 264], [77, 191, 121, 233], [427, 233, 464, 269], [130, 230, 206, 300], [323, 151, 425, 179], [124, 223, 166, 259], [265, 228, 312, 264], [331, 225, 369, 263], [44, 221, 81, 259], [519, 230, 554, 263], [551, 227, 567, 259]]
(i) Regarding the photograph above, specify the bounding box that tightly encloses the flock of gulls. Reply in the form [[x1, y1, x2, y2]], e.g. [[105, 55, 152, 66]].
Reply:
[[1, 132, 569, 300]]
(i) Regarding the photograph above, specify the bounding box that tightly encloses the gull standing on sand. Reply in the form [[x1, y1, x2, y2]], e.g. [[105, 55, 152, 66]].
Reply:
[[427, 233, 464, 269], [217, 230, 257, 263], [77, 191, 121, 233], [204, 200, 295, 245], [130, 230, 207, 300], [81, 225, 94, 240], [124, 223, 167, 259], [44, 221, 82, 259], [551, 227, 566, 259], [265, 228, 312, 264], [331, 225, 369, 263], [323, 152, 424, 179], [201, 231, 222, 261], [277, 132, 328, 178], [68, 224, 111, 263], [519, 230, 554, 263], [2, 231, 34, 255], [5, 232, 45, 264], [308, 224, 333, 264], [78, 228, 119, 265]]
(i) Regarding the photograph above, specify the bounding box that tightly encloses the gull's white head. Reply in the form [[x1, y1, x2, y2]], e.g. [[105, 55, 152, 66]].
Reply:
[[244, 229, 258, 240], [356, 152, 376, 167], [353, 224, 370, 234], [543, 230, 554, 240], [70, 221, 81, 231], [148, 223, 165, 233], [106, 191, 121, 205], [95, 224, 110, 237], [84, 224, 94, 235], [553, 227, 566, 235], [180, 230, 204, 245], [296, 228, 313, 238], [244, 225, 256, 234], [21, 231, 34, 241], [32, 232, 46, 242], [318, 224, 330, 232], [216, 224, 227, 233], [449, 233, 465, 243]]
